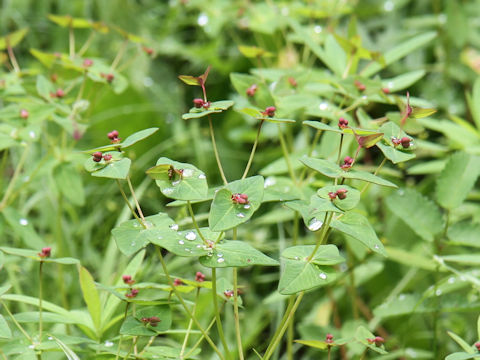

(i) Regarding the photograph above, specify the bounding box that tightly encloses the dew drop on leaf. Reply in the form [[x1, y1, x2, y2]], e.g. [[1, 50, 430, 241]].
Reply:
[[319, 272, 327, 280], [217, 253, 223, 257], [172, 180, 181, 186], [198, 173, 206, 179], [130, 241, 136, 247], [237, 213, 245, 218], [448, 277, 455, 284], [217, 258, 225, 263], [244, 204, 251, 209], [105, 341, 114, 347], [19, 218, 28, 226], [178, 240, 185, 245], [308, 217, 323, 231], [169, 223, 179, 231], [163, 188, 174, 195], [435, 289, 442, 296], [185, 231, 197, 241], [182, 169, 194, 178]]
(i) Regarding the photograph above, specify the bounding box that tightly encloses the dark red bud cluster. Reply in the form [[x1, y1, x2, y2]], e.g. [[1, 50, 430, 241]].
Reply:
[[288, 77, 297, 88], [141, 316, 161, 326], [232, 193, 249, 204], [173, 278, 183, 286], [122, 275, 135, 285], [125, 288, 139, 298], [475, 342, 480, 351], [103, 154, 112, 162], [193, 98, 204, 108], [38, 247, 51, 258], [354, 80, 366, 91], [224, 290, 234, 298], [326, 333, 334, 344], [143, 46, 154, 55], [246, 84, 258, 97], [100, 73, 114, 83], [20, 109, 29, 119], [83, 59, 93, 67], [382, 88, 390, 94], [367, 336, 385, 346], [195, 271, 205, 282], [329, 189, 348, 201], [108, 130, 120, 143], [92, 152, 103, 162], [51, 89, 65, 98], [341, 156, 354, 170], [338, 117, 349, 129], [262, 106, 276, 117], [392, 137, 412, 149]]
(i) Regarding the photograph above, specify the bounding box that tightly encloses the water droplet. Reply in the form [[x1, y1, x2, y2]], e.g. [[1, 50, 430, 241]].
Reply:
[[460, 275, 467, 281], [387, 81, 394, 89], [374, 244, 380, 249], [130, 241, 136, 247], [19, 218, 28, 226], [29, 131, 36, 139], [28, 345, 35, 349], [237, 213, 245, 218], [157, 236, 163, 240], [185, 248, 191, 252], [143, 77, 153, 87], [244, 204, 251, 210], [207, 251, 213, 257], [163, 187, 174, 195], [172, 180, 181, 186], [308, 218, 323, 231], [217, 258, 225, 263], [383, 0, 394, 11], [197, 13, 209, 26], [196, 244, 202, 248], [185, 231, 197, 241], [294, 256, 299, 260], [198, 173, 206, 179], [361, 95, 368, 100], [435, 289, 442, 296], [169, 224, 179, 231], [178, 240, 185, 245], [318, 102, 328, 111], [319, 272, 327, 280], [264, 177, 276, 188], [399, 294, 406, 300], [314, 25, 322, 34], [217, 253, 224, 257], [48, 336, 53, 340], [448, 277, 455, 284], [182, 169, 194, 178], [105, 340, 114, 347]]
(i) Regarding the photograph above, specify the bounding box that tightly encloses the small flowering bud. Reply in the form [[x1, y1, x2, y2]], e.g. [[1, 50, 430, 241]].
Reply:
[[400, 137, 411, 149], [391, 137, 401, 146], [125, 288, 139, 298], [262, 106, 276, 117], [73, 129, 83, 141], [195, 271, 205, 282], [246, 84, 258, 97], [202, 101, 211, 109], [148, 316, 161, 326], [103, 154, 112, 162], [101, 73, 114, 83], [141, 317, 149, 324], [328, 192, 337, 200], [38, 247, 52, 258], [344, 156, 354, 166], [108, 130, 119, 140], [173, 278, 183, 286], [288, 77, 298, 88], [373, 336, 384, 346], [56, 89, 65, 98], [354, 80, 366, 91], [232, 193, 249, 204], [122, 275, 135, 285], [193, 98, 204, 108], [336, 188, 348, 200], [382, 87, 390, 94], [326, 333, 334, 344], [338, 117, 349, 129], [143, 46, 154, 55], [224, 290, 234, 298], [50, 73, 58, 83], [20, 109, 29, 119], [83, 59, 93, 67], [475, 341, 480, 351], [92, 152, 103, 162]]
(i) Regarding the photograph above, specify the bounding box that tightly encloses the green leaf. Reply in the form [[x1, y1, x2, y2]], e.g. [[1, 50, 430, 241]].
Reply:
[[447, 222, 480, 248], [230, 73, 274, 108], [376, 142, 416, 164], [385, 246, 439, 272], [53, 162, 85, 206], [209, 176, 264, 231], [1, 208, 45, 249], [238, 45, 273, 58], [294, 340, 328, 350], [0, 28, 29, 50], [385, 189, 443, 242], [51, 336, 81, 360], [152, 227, 219, 258], [263, 177, 302, 202], [381, 70, 426, 92], [120, 305, 172, 336], [36, 75, 55, 99], [120, 128, 159, 149], [441, 255, 480, 266], [303, 120, 379, 136], [447, 331, 475, 354], [182, 100, 234, 120], [148, 158, 208, 201], [317, 185, 360, 211], [361, 32, 437, 77], [354, 326, 388, 354], [330, 212, 386, 256], [300, 156, 397, 188], [436, 152, 480, 210], [0, 314, 12, 338], [178, 75, 200, 86], [446, 353, 480, 360], [376, 122, 416, 164], [199, 240, 278, 268], [79, 266, 102, 334], [84, 151, 131, 180], [112, 213, 173, 256], [411, 107, 437, 119], [470, 77, 480, 130], [278, 245, 344, 294], [0, 247, 80, 264]]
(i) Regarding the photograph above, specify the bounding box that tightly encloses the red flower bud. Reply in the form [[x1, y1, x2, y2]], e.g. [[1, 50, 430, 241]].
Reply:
[[103, 154, 112, 162], [143, 46, 154, 55], [173, 278, 183, 286], [262, 106, 276, 117], [125, 288, 139, 298], [56, 89, 65, 98], [224, 290, 234, 298], [338, 117, 349, 129], [354, 80, 366, 91], [38, 247, 51, 258], [391, 137, 401, 146], [246, 84, 258, 97], [83, 59, 93, 67], [328, 192, 337, 200], [122, 275, 135, 285], [400, 137, 411, 148], [326, 333, 334, 344], [92, 152, 103, 162], [336, 188, 348, 200], [193, 98, 204, 108], [382, 87, 390, 94], [20, 109, 29, 119], [475, 341, 480, 351], [202, 101, 211, 109], [101, 73, 114, 83], [195, 271, 205, 282], [288, 77, 298, 88], [232, 193, 249, 204]]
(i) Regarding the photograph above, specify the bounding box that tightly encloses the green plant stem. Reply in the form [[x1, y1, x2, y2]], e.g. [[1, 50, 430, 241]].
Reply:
[[287, 315, 293, 360], [263, 293, 305, 360], [211, 268, 232, 360], [328, 346, 332, 360], [112, 39, 128, 70], [6, 41, 20, 73], [242, 120, 264, 179], [307, 212, 332, 261], [233, 267, 244, 360], [123, 336, 138, 360], [115, 302, 130, 360], [78, 31, 95, 56], [277, 124, 297, 185], [0, 145, 30, 211], [208, 115, 228, 185], [187, 201, 207, 244], [183, 314, 218, 359], [180, 288, 200, 357], [69, 26, 75, 59], [360, 157, 387, 195], [347, 245, 359, 319], [126, 176, 145, 222], [155, 247, 225, 360], [38, 261, 44, 343], [335, 134, 344, 186], [115, 180, 144, 227], [0, 300, 32, 342]]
